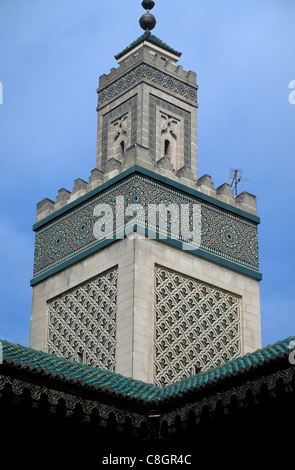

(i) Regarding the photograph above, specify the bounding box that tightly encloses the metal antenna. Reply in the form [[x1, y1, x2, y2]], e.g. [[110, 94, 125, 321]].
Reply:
[[229, 169, 248, 197]]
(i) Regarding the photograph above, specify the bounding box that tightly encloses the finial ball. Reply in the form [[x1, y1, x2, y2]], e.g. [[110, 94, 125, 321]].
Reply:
[[139, 12, 156, 31], [142, 0, 155, 10]]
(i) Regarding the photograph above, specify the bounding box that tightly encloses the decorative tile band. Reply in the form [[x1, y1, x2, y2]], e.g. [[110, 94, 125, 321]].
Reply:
[[33, 173, 259, 282], [97, 64, 198, 109]]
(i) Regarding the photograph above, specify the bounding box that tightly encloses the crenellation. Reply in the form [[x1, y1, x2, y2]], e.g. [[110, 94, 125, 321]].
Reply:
[[88, 168, 104, 190], [36, 197, 54, 213], [195, 174, 257, 215], [36, 198, 55, 222], [110, 66, 118, 77], [196, 174, 216, 197], [216, 183, 235, 205], [175, 165, 196, 186], [72, 178, 88, 193], [98, 73, 107, 88], [102, 157, 122, 181], [97, 42, 197, 98], [186, 70, 197, 82], [67, 178, 89, 203], [55, 188, 71, 210], [35, 166, 258, 223], [56, 188, 71, 202], [235, 191, 257, 216]]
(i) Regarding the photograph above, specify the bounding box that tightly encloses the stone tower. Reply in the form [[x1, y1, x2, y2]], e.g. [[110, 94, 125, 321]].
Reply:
[[30, 2, 261, 386]]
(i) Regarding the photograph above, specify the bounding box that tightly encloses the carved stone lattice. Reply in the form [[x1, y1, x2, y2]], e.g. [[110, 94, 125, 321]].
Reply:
[[47, 267, 118, 370], [154, 266, 241, 386], [159, 112, 183, 171], [111, 114, 128, 161]]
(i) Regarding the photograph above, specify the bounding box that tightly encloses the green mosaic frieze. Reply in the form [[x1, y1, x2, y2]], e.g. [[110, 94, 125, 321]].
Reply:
[[33, 173, 259, 282], [97, 63, 198, 109]]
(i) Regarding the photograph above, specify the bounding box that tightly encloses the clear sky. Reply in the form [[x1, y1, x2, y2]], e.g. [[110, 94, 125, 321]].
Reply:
[[0, 0, 294, 349]]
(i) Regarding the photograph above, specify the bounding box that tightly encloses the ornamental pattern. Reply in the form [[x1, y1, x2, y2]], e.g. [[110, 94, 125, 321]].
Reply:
[[101, 95, 138, 170], [0, 376, 147, 429], [149, 94, 191, 166], [154, 266, 241, 387], [47, 267, 118, 370], [1, 368, 293, 439], [97, 64, 198, 109], [33, 175, 259, 280]]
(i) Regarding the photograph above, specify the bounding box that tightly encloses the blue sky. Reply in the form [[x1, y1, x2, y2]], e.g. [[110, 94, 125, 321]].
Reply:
[[0, 0, 294, 349]]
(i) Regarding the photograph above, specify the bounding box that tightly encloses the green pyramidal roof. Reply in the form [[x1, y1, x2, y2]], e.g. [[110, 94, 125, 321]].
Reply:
[[1, 336, 294, 403], [115, 32, 182, 61]]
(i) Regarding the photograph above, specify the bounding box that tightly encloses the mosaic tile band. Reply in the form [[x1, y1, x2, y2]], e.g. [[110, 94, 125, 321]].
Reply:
[[97, 64, 198, 109], [33, 173, 259, 281]]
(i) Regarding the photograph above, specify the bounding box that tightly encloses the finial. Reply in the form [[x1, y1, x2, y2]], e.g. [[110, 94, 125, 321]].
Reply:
[[142, 0, 155, 9], [139, 0, 156, 32]]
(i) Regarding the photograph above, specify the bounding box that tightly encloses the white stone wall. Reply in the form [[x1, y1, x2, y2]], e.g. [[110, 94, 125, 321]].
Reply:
[[30, 235, 261, 385], [130, 235, 261, 383]]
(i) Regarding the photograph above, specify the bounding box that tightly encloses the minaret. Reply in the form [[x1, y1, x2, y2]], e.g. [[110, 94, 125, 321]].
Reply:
[[96, 0, 197, 183], [30, 2, 261, 386]]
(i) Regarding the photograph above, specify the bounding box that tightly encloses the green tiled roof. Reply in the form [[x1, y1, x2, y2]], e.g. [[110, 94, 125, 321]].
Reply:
[[160, 337, 294, 399], [1, 336, 294, 403], [115, 33, 182, 61], [1, 340, 158, 402]]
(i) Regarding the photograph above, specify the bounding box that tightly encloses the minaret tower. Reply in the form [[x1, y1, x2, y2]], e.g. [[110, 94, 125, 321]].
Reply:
[[30, 2, 261, 386]]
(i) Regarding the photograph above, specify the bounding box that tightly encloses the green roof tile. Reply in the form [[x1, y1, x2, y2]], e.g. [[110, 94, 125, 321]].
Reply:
[[114, 32, 182, 61], [1, 336, 294, 403]]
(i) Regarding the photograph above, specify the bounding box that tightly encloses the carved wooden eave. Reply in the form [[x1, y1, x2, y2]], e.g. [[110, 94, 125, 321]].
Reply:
[[1, 336, 295, 449]]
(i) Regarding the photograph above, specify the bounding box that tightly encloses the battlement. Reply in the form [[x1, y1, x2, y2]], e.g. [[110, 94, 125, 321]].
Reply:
[[196, 174, 257, 214], [30, 9, 262, 392], [97, 37, 197, 109], [99, 45, 197, 89], [35, 145, 257, 223]]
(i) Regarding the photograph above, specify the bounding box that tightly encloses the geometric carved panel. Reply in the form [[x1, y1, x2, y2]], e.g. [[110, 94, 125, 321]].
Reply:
[[149, 94, 191, 167], [154, 265, 241, 386], [47, 266, 118, 370], [101, 95, 137, 171], [157, 108, 184, 172]]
